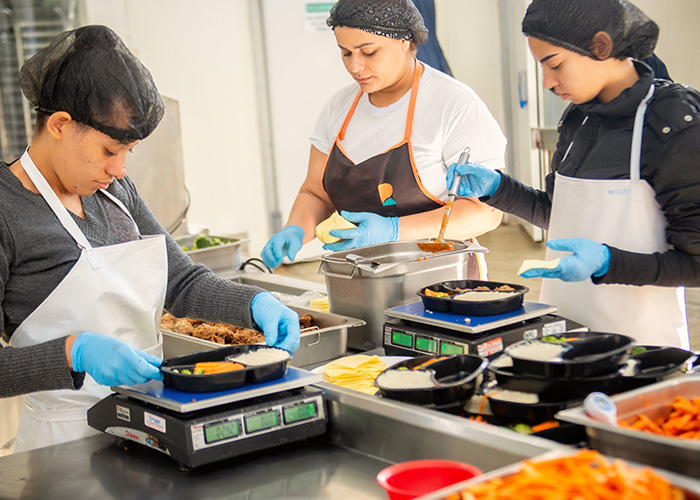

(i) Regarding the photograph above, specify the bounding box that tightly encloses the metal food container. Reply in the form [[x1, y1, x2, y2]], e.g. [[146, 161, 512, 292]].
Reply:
[[556, 377, 700, 477], [319, 240, 487, 350], [162, 289, 363, 368], [412, 450, 700, 499], [176, 234, 248, 271]]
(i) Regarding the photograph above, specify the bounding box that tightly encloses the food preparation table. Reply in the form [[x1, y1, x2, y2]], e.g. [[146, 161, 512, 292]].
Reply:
[[0, 381, 565, 499]]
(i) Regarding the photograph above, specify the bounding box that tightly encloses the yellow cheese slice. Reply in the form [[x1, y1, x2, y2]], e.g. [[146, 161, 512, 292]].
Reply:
[[321, 354, 386, 394], [518, 258, 561, 275], [315, 212, 357, 244], [309, 296, 330, 312]]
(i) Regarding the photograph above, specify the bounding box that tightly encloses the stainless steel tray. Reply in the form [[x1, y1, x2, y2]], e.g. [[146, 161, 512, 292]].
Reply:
[[413, 449, 700, 499], [177, 235, 248, 271], [556, 376, 700, 477]]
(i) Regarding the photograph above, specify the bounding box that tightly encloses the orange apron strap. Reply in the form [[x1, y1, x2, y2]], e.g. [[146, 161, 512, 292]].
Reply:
[[404, 59, 422, 142], [338, 90, 363, 141]]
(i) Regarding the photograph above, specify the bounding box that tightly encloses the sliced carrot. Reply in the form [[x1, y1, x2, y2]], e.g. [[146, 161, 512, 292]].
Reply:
[[531, 420, 560, 433]]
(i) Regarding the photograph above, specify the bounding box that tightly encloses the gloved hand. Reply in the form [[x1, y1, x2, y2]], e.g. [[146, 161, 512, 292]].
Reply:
[[520, 238, 611, 282], [70, 332, 163, 386], [251, 292, 301, 352], [323, 211, 399, 251], [446, 161, 501, 199], [261, 225, 304, 269]]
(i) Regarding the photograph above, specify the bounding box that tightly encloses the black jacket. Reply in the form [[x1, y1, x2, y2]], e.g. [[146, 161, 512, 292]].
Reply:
[[488, 62, 700, 287]]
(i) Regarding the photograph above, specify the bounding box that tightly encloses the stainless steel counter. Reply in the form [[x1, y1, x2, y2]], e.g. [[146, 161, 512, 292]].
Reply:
[[0, 381, 565, 499], [0, 434, 390, 500]]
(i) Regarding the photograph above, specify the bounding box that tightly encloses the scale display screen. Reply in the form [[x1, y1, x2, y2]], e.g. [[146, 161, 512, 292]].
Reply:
[[415, 336, 437, 353], [245, 410, 279, 434], [440, 342, 464, 355], [283, 401, 317, 424], [391, 330, 413, 348], [204, 419, 240, 444]]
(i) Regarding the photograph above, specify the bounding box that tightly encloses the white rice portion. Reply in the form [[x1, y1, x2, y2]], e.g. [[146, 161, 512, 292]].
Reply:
[[377, 369, 435, 389], [452, 291, 519, 302], [508, 342, 567, 361], [488, 390, 540, 404], [229, 347, 289, 366]]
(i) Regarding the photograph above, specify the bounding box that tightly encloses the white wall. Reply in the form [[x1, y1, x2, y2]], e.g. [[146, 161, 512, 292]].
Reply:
[[435, 1, 506, 130], [633, 0, 700, 89], [83, 0, 269, 252], [80, 0, 700, 256]]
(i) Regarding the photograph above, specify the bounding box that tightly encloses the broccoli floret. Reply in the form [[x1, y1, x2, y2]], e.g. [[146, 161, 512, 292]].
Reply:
[[194, 235, 225, 249]]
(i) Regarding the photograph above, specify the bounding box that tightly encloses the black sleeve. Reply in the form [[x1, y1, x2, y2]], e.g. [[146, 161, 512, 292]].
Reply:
[[485, 172, 553, 229], [594, 124, 700, 287]]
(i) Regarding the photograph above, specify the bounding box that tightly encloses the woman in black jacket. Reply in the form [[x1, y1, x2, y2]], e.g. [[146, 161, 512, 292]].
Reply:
[[447, 0, 700, 348]]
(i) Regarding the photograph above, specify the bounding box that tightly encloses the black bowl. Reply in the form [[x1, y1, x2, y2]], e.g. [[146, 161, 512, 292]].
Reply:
[[418, 280, 528, 316], [161, 345, 291, 392], [487, 355, 627, 401], [505, 332, 634, 378], [487, 390, 583, 426], [620, 345, 697, 391], [374, 355, 488, 406]]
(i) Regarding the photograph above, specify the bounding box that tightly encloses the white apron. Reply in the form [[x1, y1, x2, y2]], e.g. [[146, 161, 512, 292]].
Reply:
[[10, 149, 167, 452], [540, 85, 688, 348]]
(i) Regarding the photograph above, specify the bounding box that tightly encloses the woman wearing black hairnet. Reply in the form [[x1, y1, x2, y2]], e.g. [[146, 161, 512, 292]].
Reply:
[[448, 0, 700, 348], [262, 0, 506, 278], [0, 25, 300, 452]]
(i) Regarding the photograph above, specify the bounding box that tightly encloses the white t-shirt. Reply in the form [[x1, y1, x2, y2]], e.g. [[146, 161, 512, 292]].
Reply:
[[310, 64, 507, 201]]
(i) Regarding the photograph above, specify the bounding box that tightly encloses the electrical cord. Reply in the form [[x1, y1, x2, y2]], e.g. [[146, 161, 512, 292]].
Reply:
[[240, 257, 273, 273]]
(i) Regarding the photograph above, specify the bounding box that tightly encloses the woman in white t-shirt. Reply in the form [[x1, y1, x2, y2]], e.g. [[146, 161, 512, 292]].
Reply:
[[261, 0, 506, 277]]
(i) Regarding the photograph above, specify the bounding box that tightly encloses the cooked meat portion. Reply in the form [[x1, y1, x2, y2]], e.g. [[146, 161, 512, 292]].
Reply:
[[161, 313, 315, 345]]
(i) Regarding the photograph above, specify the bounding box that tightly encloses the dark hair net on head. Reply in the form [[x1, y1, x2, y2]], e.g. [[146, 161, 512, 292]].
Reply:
[[522, 0, 658, 61], [327, 0, 429, 46], [19, 25, 164, 143]]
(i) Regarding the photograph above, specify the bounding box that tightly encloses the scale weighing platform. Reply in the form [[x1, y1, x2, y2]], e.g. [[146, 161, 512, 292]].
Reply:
[[87, 367, 327, 469], [383, 301, 586, 359]]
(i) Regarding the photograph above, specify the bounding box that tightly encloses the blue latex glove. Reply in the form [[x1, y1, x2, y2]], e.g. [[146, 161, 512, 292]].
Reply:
[[446, 161, 501, 198], [251, 292, 301, 352], [323, 210, 399, 251], [520, 238, 611, 282], [71, 332, 163, 386], [261, 225, 304, 269]]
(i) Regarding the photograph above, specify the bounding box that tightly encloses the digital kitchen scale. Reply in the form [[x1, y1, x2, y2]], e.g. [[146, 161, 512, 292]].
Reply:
[[383, 301, 587, 359], [87, 367, 327, 469]]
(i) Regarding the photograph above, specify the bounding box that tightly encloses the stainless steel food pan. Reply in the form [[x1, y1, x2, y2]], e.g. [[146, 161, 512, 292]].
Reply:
[[162, 305, 362, 368], [556, 377, 700, 477], [177, 235, 248, 271], [319, 240, 487, 351]]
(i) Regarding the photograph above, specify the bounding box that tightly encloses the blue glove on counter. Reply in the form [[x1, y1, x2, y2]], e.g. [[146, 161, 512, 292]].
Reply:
[[251, 292, 301, 352], [261, 225, 304, 269], [446, 161, 501, 199], [323, 211, 399, 251], [71, 332, 163, 386], [520, 238, 611, 282]]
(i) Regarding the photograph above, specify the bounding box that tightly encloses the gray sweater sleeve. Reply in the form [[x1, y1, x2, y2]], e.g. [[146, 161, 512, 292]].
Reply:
[[0, 337, 84, 398]]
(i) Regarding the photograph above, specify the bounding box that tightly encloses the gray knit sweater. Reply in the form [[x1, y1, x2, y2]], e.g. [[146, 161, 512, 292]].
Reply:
[[0, 161, 264, 397]]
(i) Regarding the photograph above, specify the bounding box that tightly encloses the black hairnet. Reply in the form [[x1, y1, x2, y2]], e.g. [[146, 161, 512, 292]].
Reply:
[[522, 0, 658, 61], [327, 0, 429, 46], [19, 25, 164, 143]]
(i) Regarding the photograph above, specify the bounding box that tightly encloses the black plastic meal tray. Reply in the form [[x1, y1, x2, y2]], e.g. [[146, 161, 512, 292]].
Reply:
[[374, 354, 487, 406], [505, 332, 634, 379], [620, 345, 696, 391], [487, 390, 583, 426], [161, 344, 291, 393], [487, 356, 627, 401], [418, 280, 528, 316]]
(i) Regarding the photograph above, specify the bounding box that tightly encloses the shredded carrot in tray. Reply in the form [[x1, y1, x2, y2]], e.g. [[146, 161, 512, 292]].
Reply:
[[619, 396, 700, 440], [446, 450, 684, 500]]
